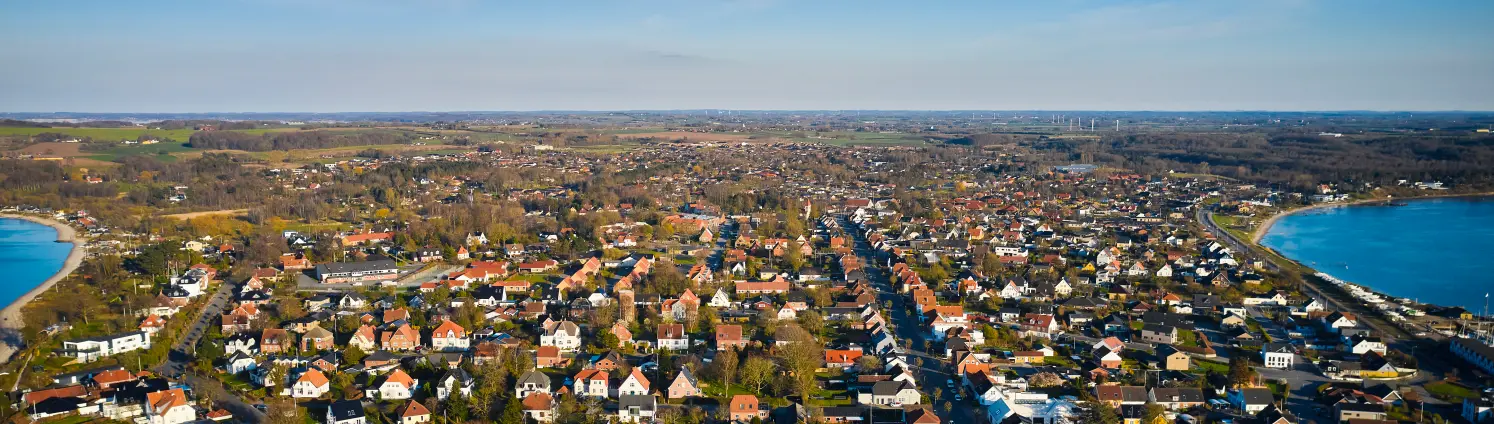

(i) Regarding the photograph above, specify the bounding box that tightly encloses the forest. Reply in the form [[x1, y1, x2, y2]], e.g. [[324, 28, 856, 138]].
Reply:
[[1018, 131, 1494, 189], [187, 130, 415, 151]]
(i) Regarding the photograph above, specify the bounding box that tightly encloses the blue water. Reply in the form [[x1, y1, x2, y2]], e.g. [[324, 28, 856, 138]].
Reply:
[[0, 218, 72, 311], [1261, 197, 1494, 311]]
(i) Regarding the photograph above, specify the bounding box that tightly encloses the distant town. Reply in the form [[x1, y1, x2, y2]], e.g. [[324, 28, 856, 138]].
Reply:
[[2, 111, 1494, 424]]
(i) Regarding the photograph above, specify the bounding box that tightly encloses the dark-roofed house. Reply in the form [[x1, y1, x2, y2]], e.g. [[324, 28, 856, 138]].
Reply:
[[1140, 324, 1177, 344], [1230, 388, 1275, 414], [1149, 387, 1205, 410], [315, 260, 399, 284], [616, 395, 657, 423], [327, 400, 366, 424], [1451, 338, 1494, 374]]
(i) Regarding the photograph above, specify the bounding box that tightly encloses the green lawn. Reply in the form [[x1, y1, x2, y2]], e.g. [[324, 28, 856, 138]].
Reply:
[[1424, 381, 1478, 402], [1193, 359, 1229, 374]]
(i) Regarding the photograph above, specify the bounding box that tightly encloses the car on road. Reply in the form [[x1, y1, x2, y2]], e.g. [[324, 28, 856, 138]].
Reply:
[[946, 379, 954, 387]]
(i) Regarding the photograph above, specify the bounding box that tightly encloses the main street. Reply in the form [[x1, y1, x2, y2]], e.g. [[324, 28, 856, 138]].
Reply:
[[153, 277, 267, 424], [841, 215, 977, 422]]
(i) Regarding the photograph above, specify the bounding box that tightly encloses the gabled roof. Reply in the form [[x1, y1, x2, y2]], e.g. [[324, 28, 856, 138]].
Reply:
[[396, 400, 430, 418]]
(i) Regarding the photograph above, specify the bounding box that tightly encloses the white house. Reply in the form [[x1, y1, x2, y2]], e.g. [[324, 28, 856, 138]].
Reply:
[[618, 369, 651, 397], [1262, 343, 1294, 369], [617, 395, 657, 423], [709, 288, 732, 308], [1348, 336, 1387, 355], [368, 369, 417, 400], [144, 389, 196, 424], [292, 369, 331, 398], [657, 324, 689, 351], [430, 320, 469, 352], [573, 369, 610, 398], [539, 321, 582, 352], [327, 400, 366, 424], [436, 369, 474, 400], [61, 331, 152, 362]]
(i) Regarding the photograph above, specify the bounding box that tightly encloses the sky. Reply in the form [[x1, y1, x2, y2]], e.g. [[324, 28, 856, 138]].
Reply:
[[3, 0, 1493, 112]]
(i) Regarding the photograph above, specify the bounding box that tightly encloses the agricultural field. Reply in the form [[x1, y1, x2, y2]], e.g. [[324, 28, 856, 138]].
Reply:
[[0, 126, 199, 141]]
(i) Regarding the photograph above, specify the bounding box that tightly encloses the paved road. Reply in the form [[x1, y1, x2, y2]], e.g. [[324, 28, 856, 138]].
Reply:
[[842, 216, 974, 421], [153, 278, 267, 424]]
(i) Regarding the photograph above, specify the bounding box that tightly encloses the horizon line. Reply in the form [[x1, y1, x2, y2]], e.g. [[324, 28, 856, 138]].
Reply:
[[6, 109, 1494, 115]]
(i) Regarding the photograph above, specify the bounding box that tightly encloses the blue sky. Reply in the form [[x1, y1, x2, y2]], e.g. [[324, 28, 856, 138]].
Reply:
[[3, 0, 1492, 112]]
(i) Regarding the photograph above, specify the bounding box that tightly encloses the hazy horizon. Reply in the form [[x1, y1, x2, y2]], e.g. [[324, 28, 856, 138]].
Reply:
[[5, 0, 1493, 113]]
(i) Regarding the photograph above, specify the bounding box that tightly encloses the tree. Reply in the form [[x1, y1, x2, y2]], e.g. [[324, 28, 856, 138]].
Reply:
[[1228, 354, 1255, 387], [1083, 401, 1122, 424], [855, 355, 882, 372], [1143, 403, 1166, 424], [1030, 372, 1063, 388], [739, 356, 777, 396], [780, 339, 824, 398], [500, 396, 524, 424], [713, 347, 739, 394], [798, 310, 825, 337]]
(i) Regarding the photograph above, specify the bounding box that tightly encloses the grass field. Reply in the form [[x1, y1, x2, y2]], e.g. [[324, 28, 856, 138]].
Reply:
[[0, 126, 199, 141]]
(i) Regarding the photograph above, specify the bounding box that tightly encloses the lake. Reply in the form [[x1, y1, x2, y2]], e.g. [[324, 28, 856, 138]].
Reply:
[[1261, 196, 1494, 311], [0, 218, 72, 310]]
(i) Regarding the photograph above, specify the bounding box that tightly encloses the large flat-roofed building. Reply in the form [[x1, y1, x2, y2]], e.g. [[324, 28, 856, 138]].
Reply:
[[315, 260, 400, 284], [61, 331, 152, 362]]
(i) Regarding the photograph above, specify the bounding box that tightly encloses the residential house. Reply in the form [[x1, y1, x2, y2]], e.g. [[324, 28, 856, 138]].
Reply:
[[144, 388, 196, 424], [1263, 343, 1295, 369], [1229, 388, 1275, 414], [327, 400, 367, 424], [716, 325, 748, 350], [395, 400, 431, 424], [573, 369, 610, 398], [619, 368, 651, 396], [667, 368, 701, 399], [516, 370, 553, 398], [369, 369, 417, 400], [521, 393, 555, 423], [540, 321, 582, 351], [430, 320, 469, 351], [292, 368, 331, 398], [617, 395, 657, 423], [435, 369, 474, 400], [729, 395, 765, 422], [657, 323, 689, 351]]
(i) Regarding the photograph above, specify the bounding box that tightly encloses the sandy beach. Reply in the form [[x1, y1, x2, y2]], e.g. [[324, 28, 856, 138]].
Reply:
[[0, 214, 85, 363]]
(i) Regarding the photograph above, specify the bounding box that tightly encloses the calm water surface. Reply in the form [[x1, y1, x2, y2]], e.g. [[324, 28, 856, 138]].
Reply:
[[1261, 197, 1494, 311], [0, 218, 71, 310]]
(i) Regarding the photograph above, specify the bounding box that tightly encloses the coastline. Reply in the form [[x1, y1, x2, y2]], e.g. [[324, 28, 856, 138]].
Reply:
[[1249, 191, 1494, 244], [0, 214, 85, 363]]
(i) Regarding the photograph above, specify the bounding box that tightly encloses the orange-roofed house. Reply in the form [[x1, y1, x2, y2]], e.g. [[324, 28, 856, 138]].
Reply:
[[139, 314, 167, 334], [370, 369, 417, 400], [729, 395, 765, 421], [93, 368, 138, 389], [430, 320, 469, 351], [292, 368, 331, 398], [522, 393, 556, 422], [715, 324, 747, 350], [395, 400, 431, 424], [145, 388, 196, 424], [618, 368, 651, 396], [825, 349, 864, 369]]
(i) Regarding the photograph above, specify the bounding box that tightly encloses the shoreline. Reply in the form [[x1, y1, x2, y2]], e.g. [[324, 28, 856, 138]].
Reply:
[[0, 214, 86, 363], [1249, 191, 1494, 244]]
